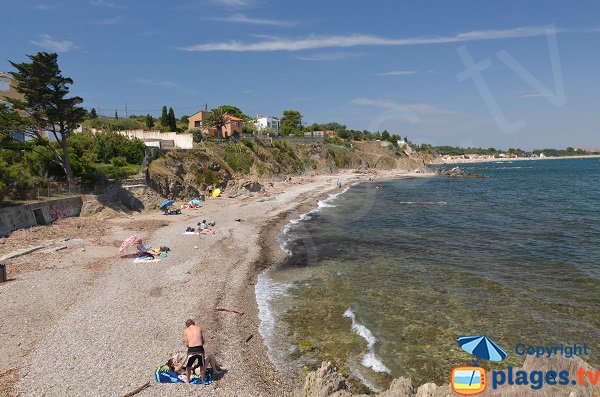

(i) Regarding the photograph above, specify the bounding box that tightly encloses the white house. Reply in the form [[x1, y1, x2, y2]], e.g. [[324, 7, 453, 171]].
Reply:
[[254, 114, 280, 133]]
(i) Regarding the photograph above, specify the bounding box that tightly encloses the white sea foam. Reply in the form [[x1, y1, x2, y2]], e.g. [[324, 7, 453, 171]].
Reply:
[[343, 308, 391, 374], [278, 186, 349, 255], [255, 272, 291, 364], [350, 364, 382, 393]]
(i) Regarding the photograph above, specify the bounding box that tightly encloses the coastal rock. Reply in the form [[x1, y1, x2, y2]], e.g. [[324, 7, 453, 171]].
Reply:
[[300, 362, 351, 397], [301, 355, 599, 397], [225, 179, 264, 198], [436, 166, 485, 178], [378, 377, 415, 397]]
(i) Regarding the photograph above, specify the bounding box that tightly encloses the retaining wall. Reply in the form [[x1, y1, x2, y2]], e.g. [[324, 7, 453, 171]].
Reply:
[[0, 196, 83, 237]]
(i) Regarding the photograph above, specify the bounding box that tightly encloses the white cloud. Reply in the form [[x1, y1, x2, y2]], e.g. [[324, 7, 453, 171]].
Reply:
[[35, 4, 55, 10], [351, 98, 454, 115], [133, 79, 180, 89], [210, 13, 295, 27], [294, 52, 365, 61], [212, 0, 256, 7], [181, 26, 563, 52], [373, 70, 418, 76], [90, 0, 118, 8], [30, 34, 77, 52], [519, 92, 553, 98], [90, 16, 122, 25]]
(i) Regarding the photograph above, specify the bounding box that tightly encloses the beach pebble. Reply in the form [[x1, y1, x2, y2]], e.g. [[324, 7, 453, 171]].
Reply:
[[194, 246, 198, 249]]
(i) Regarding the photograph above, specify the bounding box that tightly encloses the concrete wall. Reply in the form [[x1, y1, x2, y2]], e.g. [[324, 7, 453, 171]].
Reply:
[[0, 197, 83, 237], [115, 130, 193, 149]]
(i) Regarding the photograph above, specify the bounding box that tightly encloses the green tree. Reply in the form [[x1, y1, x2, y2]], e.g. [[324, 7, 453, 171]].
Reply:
[[280, 109, 302, 135], [381, 130, 391, 141], [160, 106, 169, 127], [218, 105, 247, 119], [145, 114, 155, 129], [7, 52, 86, 190], [168, 107, 176, 131], [90, 108, 98, 118], [115, 110, 119, 120], [202, 108, 229, 139]]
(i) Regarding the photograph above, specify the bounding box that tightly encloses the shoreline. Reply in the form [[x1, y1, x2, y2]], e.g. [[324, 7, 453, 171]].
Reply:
[[1, 169, 419, 396], [428, 154, 600, 165]]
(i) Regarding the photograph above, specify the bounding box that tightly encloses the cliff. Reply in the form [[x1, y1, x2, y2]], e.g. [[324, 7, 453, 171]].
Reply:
[[147, 140, 427, 199]]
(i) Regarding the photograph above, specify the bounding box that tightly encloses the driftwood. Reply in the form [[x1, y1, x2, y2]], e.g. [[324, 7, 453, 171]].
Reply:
[[121, 381, 150, 397], [245, 334, 253, 343], [215, 307, 245, 316]]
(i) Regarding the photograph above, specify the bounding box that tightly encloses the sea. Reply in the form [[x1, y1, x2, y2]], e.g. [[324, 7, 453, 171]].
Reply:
[[255, 158, 600, 392]]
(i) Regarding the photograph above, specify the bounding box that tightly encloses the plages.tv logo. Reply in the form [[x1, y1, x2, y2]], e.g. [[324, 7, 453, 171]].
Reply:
[[451, 335, 508, 395]]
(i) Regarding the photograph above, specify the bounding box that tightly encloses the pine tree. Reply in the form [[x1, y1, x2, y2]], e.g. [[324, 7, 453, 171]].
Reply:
[[168, 107, 176, 131], [115, 110, 119, 120], [90, 108, 98, 118], [160, 106, 169, 127], [145, 114, 154, 129]]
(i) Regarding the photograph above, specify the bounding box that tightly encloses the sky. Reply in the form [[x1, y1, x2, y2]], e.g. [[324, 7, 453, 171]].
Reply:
[[1, 0, 600, 150]]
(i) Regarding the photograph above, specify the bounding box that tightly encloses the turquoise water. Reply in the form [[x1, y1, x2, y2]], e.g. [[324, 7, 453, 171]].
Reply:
[[257, 158, 600, 391]]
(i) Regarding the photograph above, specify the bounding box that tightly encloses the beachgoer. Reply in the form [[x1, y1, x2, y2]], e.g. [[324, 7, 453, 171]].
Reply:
[[183, 319, 205, 383], [136, 239, 154, 258], [337, 179, 342, 189], [198, 220, 207, 232], [167, 353, 223, 377]]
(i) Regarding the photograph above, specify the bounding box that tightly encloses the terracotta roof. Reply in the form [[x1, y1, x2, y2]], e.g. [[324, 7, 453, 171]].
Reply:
[[224, 115, 243, 121]]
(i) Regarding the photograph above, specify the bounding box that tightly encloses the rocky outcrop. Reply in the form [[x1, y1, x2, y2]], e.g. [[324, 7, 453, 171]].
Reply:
[[301, 355, 599, 397], [225, 179, 265, 198], [436, 167, 485, 178]]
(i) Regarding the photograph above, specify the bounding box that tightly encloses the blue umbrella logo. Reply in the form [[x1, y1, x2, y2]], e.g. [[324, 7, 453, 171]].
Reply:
[[458, 335, 507, 365]]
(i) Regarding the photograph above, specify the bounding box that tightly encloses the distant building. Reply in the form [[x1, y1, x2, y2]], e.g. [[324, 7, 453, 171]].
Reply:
[[114, 129, 193, 149], [304, 130, 324, 138], [0, 72, 26, 141], [254, 114, 280, 133], [187, 110, 243, 138]]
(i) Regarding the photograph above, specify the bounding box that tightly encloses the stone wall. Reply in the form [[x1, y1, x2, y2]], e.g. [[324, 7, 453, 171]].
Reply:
[[0, 196, 83, 237]]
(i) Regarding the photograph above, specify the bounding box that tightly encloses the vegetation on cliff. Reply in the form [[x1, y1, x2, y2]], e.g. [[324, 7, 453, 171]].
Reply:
[[147, 139, 426, 198]]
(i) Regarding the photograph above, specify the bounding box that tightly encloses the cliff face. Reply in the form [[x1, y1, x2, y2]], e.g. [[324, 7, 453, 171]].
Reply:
[[147, 140, 427, 199], [300, 355, 599, 397]]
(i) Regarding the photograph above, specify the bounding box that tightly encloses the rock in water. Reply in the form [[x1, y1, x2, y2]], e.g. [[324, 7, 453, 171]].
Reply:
[[436, 166, 485, 178]]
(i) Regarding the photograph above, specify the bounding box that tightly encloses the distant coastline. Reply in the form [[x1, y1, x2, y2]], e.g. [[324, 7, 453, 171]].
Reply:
[[429, 154, 600, 165]]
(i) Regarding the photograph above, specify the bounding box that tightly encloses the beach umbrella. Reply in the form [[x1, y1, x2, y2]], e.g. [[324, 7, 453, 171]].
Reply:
[[189, 199, 202, 206], [457, 335, 507, 362], [159, 199, 175, 210], [119, 235, 141, 254]]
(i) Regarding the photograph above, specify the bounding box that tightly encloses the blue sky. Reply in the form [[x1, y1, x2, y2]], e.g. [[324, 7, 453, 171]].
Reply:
[[2, 0, 600, 149]]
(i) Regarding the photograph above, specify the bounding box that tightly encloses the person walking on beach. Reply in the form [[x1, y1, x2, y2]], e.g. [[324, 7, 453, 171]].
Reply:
[[183, 319, 205, 384], [337, 179, 342, 190]]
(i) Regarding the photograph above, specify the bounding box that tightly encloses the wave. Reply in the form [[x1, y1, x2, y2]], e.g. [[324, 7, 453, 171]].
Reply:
[[255, 272, 291, 365], [398, 201, 447, 205], [343, 308, 391, 374], [278, 186, 350, 255]]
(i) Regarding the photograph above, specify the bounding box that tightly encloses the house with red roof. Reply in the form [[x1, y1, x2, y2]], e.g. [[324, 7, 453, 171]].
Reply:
[[187, 110, 243, 138]]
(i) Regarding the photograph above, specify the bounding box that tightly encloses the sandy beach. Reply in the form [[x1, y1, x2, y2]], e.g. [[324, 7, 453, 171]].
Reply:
[[0, 169, 427, 397]]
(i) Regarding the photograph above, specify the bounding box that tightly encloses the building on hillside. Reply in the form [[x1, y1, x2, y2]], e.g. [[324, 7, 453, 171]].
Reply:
[[114, 129, 193, 149], [187, 110, 243, 138], [254, 114, 280, 133], [304, 130, 325, 138], [0, 72, 26, 141]]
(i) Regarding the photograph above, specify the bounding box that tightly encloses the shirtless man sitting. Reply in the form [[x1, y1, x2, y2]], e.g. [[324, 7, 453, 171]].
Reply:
[[183, 319, 205, 383]]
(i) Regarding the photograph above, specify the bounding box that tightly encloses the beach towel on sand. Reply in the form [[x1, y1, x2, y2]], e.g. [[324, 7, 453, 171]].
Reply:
[[155, 365, 213, 385], [134, 257, 161, 264]]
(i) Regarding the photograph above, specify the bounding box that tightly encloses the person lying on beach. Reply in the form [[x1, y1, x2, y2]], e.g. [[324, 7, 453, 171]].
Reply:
[[198, 220, 215, 235], [135, 240, 155, 259], [166, 353, 223, 377]]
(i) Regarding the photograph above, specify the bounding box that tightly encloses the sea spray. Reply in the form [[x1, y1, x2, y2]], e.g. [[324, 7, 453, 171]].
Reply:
[[343, 308, 391, 374]]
